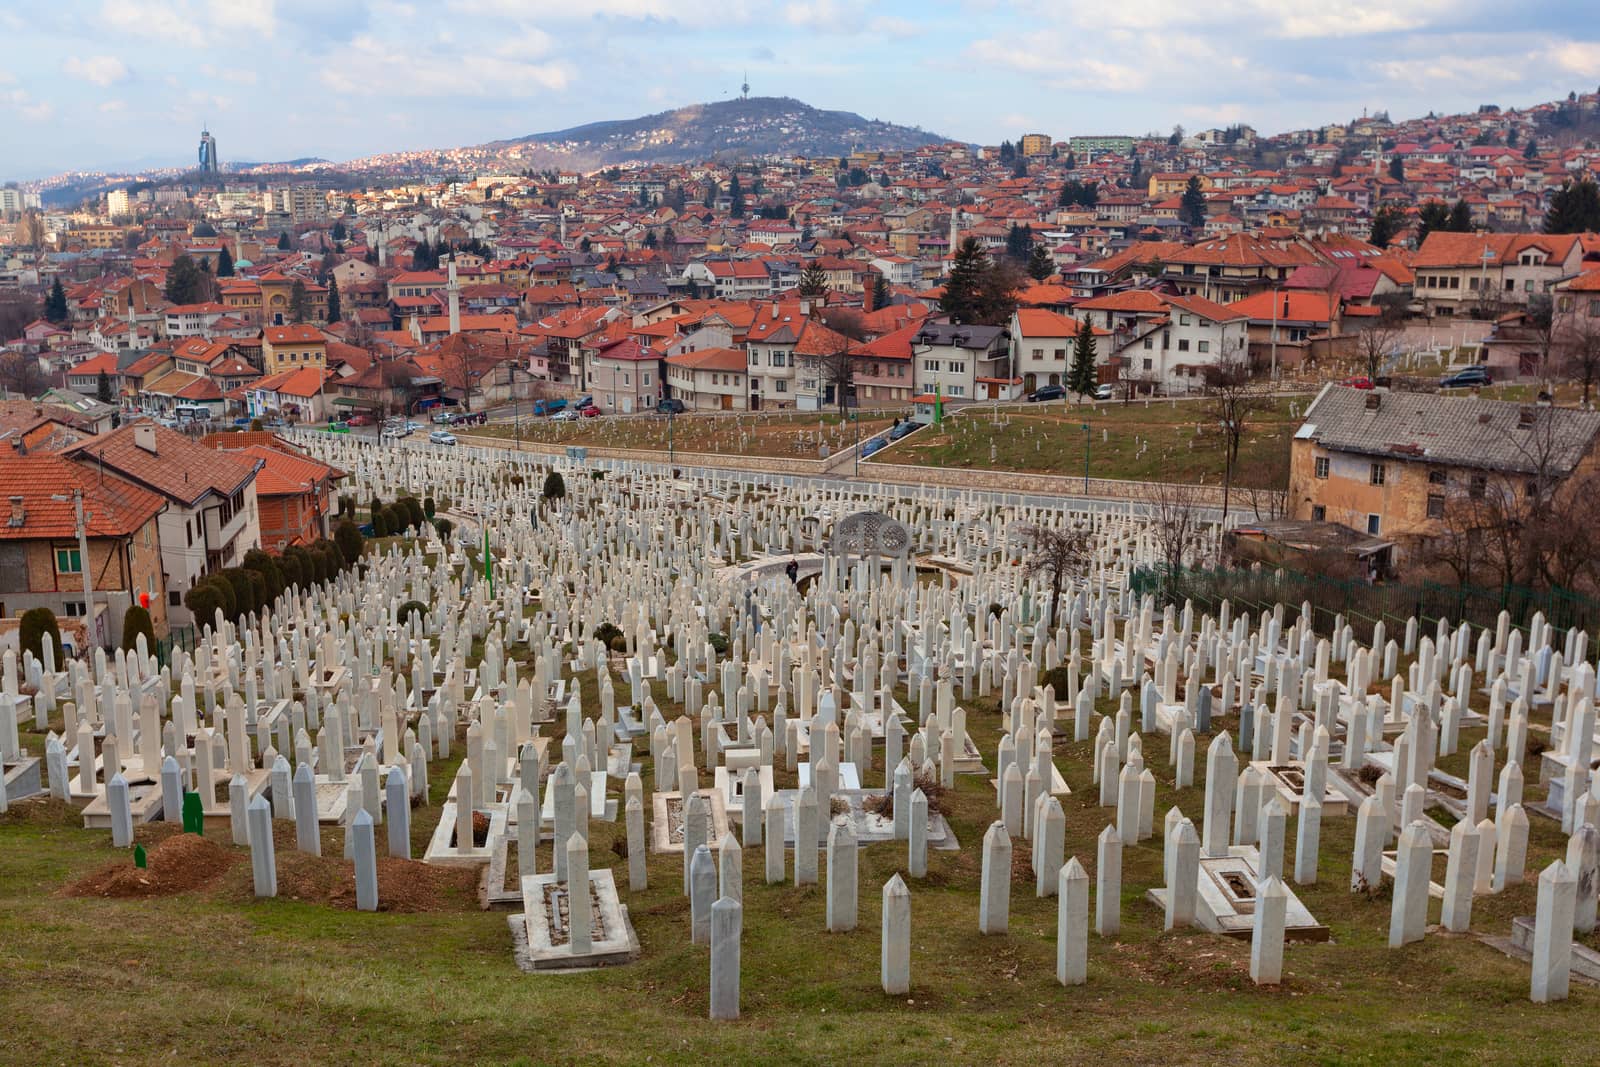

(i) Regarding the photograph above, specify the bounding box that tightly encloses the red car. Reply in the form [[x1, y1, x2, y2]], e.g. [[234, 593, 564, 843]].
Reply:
[[348, 413, 374, 426], [579, 404, 601, 418], [1341, 376, 1374, 390]]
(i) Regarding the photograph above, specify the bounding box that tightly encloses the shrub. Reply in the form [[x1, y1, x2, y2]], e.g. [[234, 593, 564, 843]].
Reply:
[[543, 470, 565, 500], [371, 510, 390, 538], [400, 496, 425, 527], [368, 495, 383, 524], [277, 549, 304, 591], [398, 600, 428, 626], [423, 496, 436, 518], [593, 621, 622, 648], [590, 469, 605, 480], [200, 575, 236, 619], [988, 602, 1004, 619], [707, 632, 729, 656], [1042, 665, 1071, 698], [119, 605, 156, 653], [318, 537, 347, 571], [220, 568, 254, 620], [242, 548, 284, 601], [609, 635, 628, 653], [245, 569, 269, 615], [184, 583, 227, 630], [18, 607, 64, 665], [249, 417, 263, 431], [434, 517, 454, 539], [334, 519, 364, 564]]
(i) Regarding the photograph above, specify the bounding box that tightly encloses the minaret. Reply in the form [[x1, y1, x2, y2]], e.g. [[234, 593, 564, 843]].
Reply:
[[559, 213, 567, 247], [949, 207, 959, 257], [447, 255, 461, 336]]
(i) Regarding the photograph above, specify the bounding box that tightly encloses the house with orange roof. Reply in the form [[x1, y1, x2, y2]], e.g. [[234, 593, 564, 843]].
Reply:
[[199, 438, 343, 551], [245, 366, 330, 423], [1411, 232, 1585, 317], [1008, 308, 1107, 393], [261, 324, 327, 375], [587, 337, 660, 414], [851, 321, 921, 404], [664, 347, 748, 410], [0, 453, 170, 646]]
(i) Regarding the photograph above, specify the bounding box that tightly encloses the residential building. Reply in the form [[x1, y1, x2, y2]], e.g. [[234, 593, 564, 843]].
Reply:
[[65, 423, 262, 635], [1411, 232, 1586, 317], [911, 322, 1010, 402], [664, 347, 747, 410], [587, 337, 659, 413], [0, 454, 169, 647], [261, 324, 327, 375]]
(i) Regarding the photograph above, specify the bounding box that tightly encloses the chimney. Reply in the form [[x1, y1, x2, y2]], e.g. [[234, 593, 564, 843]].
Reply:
[[134, 422, 158, 454], [1364, 393, 1380, 411], [7, 496, 23, 528]]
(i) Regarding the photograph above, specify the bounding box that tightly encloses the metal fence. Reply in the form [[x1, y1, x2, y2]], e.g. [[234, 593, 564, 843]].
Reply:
[[1130, 566, 1600, 645]]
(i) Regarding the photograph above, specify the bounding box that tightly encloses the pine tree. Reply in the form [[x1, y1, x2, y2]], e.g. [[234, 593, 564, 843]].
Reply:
[[798, 263, 828, 297], [1369, 205, 1404, 249], [216, 245, 234, 277], [1027, 244, 1054, 281], [1068, 324, 1098, 396], [45, 278, 68, 323], [871, 272, 889, 311], [729, 174, 745, 219], [164, 254, 207, 304], [1543, 178, 1600, 234], [1005, 224, 1032, 264], [1180, 176, 1208, 229], [1446, 198, 1473, 232], [289, 280, 310, 323], [1417, 200, 1451, 244], [96, 370, 113, 403], [1388, 156, 1405, 181], [331, 219, 347, 242], [325, 277, 341, 323], [277, 232, 290, 251], [939, 237, 989, 325]]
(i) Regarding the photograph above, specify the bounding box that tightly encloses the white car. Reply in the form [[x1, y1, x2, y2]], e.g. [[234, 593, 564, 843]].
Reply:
[[550, 409, 579, 422], [428, 429, 457, 446], [1094, 383, 1116, 401]]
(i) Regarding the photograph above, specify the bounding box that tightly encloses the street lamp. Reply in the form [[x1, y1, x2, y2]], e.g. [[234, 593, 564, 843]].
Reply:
[[1081, 422, 1091, 493]]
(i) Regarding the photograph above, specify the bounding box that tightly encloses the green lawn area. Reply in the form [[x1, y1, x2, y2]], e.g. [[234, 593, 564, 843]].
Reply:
[[464, 411, 893, 460], [876, 396, 1305, 489], [1, 642, 1591, 1065]]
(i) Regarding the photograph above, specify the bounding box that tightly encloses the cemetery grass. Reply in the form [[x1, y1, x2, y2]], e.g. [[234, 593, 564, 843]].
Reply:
[[0, 669, 1593, 1065], [876, 396, 1299, 488], [461, 411, 895, 460]]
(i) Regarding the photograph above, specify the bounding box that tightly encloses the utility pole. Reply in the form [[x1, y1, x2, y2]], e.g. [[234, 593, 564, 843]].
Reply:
[[51, 489, 97, 646], [1269, 287, 1280, 382]]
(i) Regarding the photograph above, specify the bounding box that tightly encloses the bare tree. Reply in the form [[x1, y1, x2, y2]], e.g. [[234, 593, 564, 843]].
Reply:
[[802, 330, 856, 417], [1559, 313, 1600, 406], [1017, 521, 1091, 628], [1150, 479, 1208, 588], [0, 350, 48, 397], [1202, 351, 1270, 524], [1355, 318, 1405, 381]]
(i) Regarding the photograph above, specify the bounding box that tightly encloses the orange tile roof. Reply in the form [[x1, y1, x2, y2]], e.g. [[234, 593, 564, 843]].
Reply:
[[0, 455, 165, 540], [666, 346, 748, 373], [65, 423, 260, 507]]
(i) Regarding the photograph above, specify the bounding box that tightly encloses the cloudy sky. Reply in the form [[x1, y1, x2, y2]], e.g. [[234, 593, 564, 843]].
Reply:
[[4, 0, 1599, 179]]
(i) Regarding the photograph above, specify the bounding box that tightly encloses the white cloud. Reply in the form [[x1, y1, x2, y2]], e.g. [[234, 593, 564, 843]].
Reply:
[[201, 63, 259, 85], [63, 54, 130, 87], [3, 88, 53, 121], [1548, 41, 1600, 78], [99, 0, 276, 47], [321, 33, 573, 96]]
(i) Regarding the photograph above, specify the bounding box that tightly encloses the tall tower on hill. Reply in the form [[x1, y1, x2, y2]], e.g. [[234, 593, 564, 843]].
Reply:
[[741, 72, 749, 101], [198, 127, 219, 174]]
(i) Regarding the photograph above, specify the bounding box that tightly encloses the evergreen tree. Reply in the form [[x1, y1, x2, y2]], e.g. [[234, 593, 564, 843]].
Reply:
[[1369, 204, 1404, 249], [1027, 243, 1054, 281], [44, 278, 68, 323], [798, 263, 828, 297], [277, 231, 291, 251], [1004, 223, 1033, 264], [1416, 200, 1451, 244], [331, 219, 347, 242], [163, 254, 208, 304], [1543, 178, 1600, 234], [1068, 324, 1098, 396], [1012, 157, 1028, 179], [326, 276, 341, 323], [729, 174, 746, 219], [939, 237, 990, 325], [1524, 138, 1539, 160], [1180, 176, 1208, 229], [216, 244, 234, 277], [871, 272, 890, 311], [1446, 198, 1473, 232], [1388, 156, 1405, 181], [998, 140, 1015, 162], [96, 370, 113, 403], [289, 279, 310, 323], [643, 230, 658, 249]]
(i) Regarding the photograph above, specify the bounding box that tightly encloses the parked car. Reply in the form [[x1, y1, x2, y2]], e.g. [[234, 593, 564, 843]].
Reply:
[[1094, 383, 1116, 401], [576, 395, 593, 410], [1027, 384, 1066, 403], [657, 397, 686, 415], [383, 423, 412, 438], [550, 408, 579, 422], [861, 437, 887, 459], [1440, 366, 1491, 389], [579, 404, 602, 418], [888, 420, 919, 442], [531, 398, 567, 417], [428, 429, 457, 446], [347, 413, 374, 426], [431, 410, 456, 424], [1341, 376, 1375, 390]]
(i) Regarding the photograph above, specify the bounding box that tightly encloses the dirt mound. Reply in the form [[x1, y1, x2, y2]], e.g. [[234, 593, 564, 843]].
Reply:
[[265, 850, 480, 912], [64, 834, 239, 899]]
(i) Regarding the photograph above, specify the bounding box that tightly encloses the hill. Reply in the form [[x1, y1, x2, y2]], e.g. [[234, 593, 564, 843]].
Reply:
[[479, 96, 952, 168]]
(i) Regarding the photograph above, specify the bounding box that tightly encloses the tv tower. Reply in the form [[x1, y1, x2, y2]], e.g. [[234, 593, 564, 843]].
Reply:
[[741, 71, 749, 101]]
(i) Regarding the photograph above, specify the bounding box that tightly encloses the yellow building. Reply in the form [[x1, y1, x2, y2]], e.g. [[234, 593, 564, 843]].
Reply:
[[1148, 172, 1212, 197], [1020, 134, 1053, 158], [261, 325, 327, 375]]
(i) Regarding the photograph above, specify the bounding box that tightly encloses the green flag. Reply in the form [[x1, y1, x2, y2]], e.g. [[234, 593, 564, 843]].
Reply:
[[934, 381, 943, 428]]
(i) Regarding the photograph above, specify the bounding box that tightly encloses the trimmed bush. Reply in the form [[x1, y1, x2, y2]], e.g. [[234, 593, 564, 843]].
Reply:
[[184, 582, 227, 630], [334, 519, 363, 564], [245, 569, 269, 616], [423, 496, 436, 519], [398, 600, 428, 626], [706, 632, 729, 656], [18, 607, 64, 665], [371, 510, 390, 538], [220, 568, 254, 620], [277, 549, 304, 591], [543, 470, 565, 500], [435, 517, 454, 540], [242, 548, 284, 601], [119, 605, 156, 653], [593, 621, 622, 648]]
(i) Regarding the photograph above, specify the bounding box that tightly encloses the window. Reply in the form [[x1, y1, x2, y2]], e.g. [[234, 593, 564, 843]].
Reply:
[[1367, 514, 1381, 535], [169, 590, 182, 608], [1197, 341, 1210, 353], [1177, 339, 1190, 352], [1031, 348, 1043, 359], [772, 352, 786, 368], [1469, 474, 1487, 498], [1311, 505, 1326, 521], [63, 600, 87, 617], [748, 350, 759, 366], [55, 548, 81, 575], [1428, 470, 1446, 485], [1142, 358, 1153, 371], [1179, 315, 1191, 326], [1314, 456, 1329, 480], [622, 373, 630, 386], [1427, 494, 1445, 519], [1143, 337, 1153, 350], [775, 380, 787, 393], [1370, 462, 1386, 486]]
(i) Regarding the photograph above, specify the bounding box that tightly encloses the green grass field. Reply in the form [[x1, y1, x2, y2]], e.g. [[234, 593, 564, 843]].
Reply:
[[876, 397, 1304, 489], [0, 650, 1592, 1065]]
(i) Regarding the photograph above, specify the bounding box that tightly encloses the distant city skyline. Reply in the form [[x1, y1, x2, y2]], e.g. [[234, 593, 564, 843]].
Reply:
[[4, 0, 1599, 179]]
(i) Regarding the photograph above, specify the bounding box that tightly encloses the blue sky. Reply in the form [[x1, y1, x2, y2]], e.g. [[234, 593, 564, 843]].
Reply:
[[4, 0, 1600, 179]]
